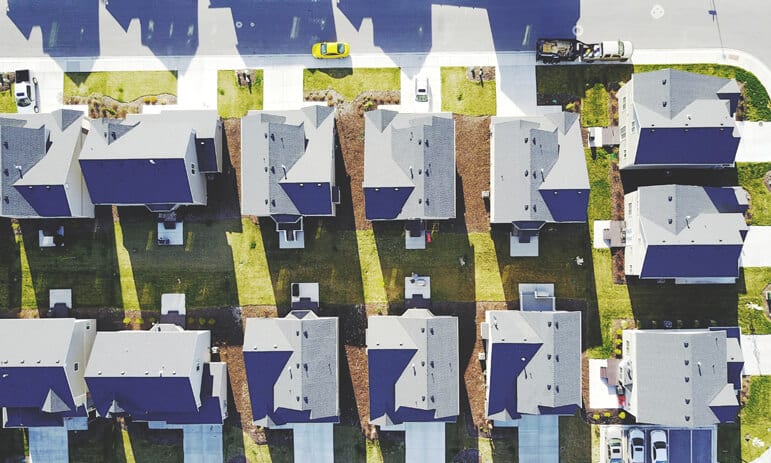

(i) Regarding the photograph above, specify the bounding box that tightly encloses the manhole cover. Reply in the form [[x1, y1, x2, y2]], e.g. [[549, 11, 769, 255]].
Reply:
[[572, 24, 584, 37], [651, 4, 665, 19]]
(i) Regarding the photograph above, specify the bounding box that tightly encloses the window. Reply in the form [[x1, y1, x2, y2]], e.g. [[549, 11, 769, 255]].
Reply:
[[620, 126, 626, 140], [631, 120, 637, 133], [622, 96, 627, 111], [74, 362, 79, 372], [191, 163, 196, 175]]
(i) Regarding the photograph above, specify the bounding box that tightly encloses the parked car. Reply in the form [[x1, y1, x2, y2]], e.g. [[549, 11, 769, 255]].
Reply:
[[628, 428, 645, 463], [606, 434, 623, 463], [14, 69, 39, 113], [311, 42, 350, 59], [650, 429, 668, 463], [414, 76, 429, 111]]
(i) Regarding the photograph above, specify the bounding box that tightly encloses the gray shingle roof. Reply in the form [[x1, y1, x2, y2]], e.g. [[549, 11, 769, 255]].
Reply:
[[84, 324, 208, 382], [483, 310, 581, 419], [241, 106, 336, 216], [81, 110, 219, 161], [0, 110, 85, 217], [631, 69, 739, 128], [243, 310, 339, 425], [636, 185, 747, 245], [364, 110, 456, 220], [367, 309, 459, 425], [0, 318, 89, 367], [621, 329, 738, 427], [490, 112, 588, 223]]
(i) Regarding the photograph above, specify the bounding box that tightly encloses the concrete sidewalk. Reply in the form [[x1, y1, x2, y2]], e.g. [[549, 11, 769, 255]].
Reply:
[[3, 46, 771, 122], [741, 227, 771, 268]]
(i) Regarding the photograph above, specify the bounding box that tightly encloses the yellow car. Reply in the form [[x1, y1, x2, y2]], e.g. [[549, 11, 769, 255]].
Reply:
[[312, 42, 350, 59]]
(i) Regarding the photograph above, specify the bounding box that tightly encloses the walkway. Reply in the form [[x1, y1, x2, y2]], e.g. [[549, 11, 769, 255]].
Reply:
[[742, 335, 771, 375], [741, 227, 771, 268]]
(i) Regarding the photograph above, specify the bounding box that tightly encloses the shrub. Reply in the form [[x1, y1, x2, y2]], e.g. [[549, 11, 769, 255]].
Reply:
[[249, 241, 257, 250], [208, 318, 216, 326], [123, 317, 131, 325], [199, 317, 206, 326], [218, 88, 225, 96], [456, 91, 463, 102]]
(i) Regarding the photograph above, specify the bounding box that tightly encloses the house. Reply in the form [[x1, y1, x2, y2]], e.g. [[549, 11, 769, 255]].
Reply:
[[79, 110, 223, 212], [0, 319, 96, 463], [363, 110, 456, 249], [367, 306, 458, 463], [481, 284, 581, 463], [241, 106, 338, 249], [84, 324, 227, 463], [618, 69, 741, 169], [617, 328, 743, 427], [490, 113, 589, 257], [624, 184, 748, 283], [0, 110, 94, 219], [243, 299, 338, 463]]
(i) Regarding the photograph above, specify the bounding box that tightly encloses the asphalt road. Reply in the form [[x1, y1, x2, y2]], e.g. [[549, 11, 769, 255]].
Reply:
[[0, 0, 769, 66]]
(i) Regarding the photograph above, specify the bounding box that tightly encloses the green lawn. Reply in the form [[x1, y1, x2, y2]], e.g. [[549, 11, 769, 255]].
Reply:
[[120, 217, 241, 310], [581, 83, 610, 127], [717, 423, 741, 463], [0, 88, 16, 112], [738, 162, 771, 225], [223, 425, 292, 463], [373, 223, 475, 304], [0, 428, 25, 461], [586, 148, 612, 223], [217, 70, 264, 118], [261, 218, 366, 307], [536, 65, 633, 98], [10, 220, 120, 308], [303, 68, 400, 102], [63, 71, 178, 102], [741, 377, 771, 461], [739, 267, 771, 335], [560, 412, 592, 463], [635, 64, 771, 121], [441, 67, 496, 116], [69, 421, 183, 463]]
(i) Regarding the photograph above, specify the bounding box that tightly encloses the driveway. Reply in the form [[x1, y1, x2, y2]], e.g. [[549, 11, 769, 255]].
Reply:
[[740, 227, 771, 268]]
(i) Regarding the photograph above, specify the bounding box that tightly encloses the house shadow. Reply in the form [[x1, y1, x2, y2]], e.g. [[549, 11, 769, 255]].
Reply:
[[626, 275, 740, 330], [620, 167, 739, 194], [19, 208, 120, 313], [106, 0, 199, 58], [337, 0, 579, 71], [119, 205, 242, 313], [6, 0, 100, 57], [492, 222, 602, 348], [208, 0, 336, 55], [0, 218, 20, 311]]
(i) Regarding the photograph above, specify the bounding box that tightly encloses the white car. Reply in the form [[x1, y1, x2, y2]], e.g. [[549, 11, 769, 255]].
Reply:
[[650, 429, 668, 463], [627, 428, 645, 463], [606, 430, 623, 463], [415, 76, 429, 111]]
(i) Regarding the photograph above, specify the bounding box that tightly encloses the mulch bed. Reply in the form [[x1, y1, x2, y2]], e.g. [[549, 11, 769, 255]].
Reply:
[[64, 93, 177, 119], [454, 115, 492, 233], [465, 66, 496, 83]]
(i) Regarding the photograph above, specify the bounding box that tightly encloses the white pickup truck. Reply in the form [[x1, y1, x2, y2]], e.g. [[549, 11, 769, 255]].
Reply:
[[14, 70, 39, 113], [536, 39, 633, 64]]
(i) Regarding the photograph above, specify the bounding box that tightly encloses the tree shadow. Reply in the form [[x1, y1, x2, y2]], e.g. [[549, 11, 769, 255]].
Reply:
[[333, 424, 366, 463], [106, 0, 199, 57], [209, 0, 336, 55], [6, 0, 100, 57], [20, 209, 119, 311], [620, 167, 739, 194]]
